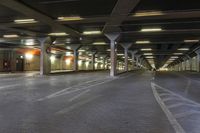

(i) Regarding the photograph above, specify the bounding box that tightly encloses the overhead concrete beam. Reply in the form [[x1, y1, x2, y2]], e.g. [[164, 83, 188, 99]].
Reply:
[[0, 0, 80, 37], [103, 0, 140, 33]]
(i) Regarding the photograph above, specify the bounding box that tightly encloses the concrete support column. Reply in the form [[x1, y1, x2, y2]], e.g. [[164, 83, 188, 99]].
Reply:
[[120, 43, 132, 72], [91, 52, 96, 70], [131, 51, 137, 70], [10, 50, 17, 72], [189, 58, 193, 71], [73, 51, 79, 71], [69, 44, 81, 71], [38, 37, 52, 75], [135, 55, 141, 68], [195, 50, 200, 72], [105, 33, 120, 77]]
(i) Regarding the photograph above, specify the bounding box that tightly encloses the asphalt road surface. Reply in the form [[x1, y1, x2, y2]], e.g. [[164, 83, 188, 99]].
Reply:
[[0, 70, 199, 133]]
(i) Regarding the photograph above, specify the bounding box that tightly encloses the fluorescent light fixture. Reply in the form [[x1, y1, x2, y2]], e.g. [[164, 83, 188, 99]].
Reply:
[[178, 48, 189, 51], [117, 54, 124, 56], [143, 53, 153, 55], [145, 56, 154, 59], [83, 31, 101, 35], [170, 56, 179, 59], [141, 48, 152, 51], [134, 11, 164, 17], [58, 16, 83, 21], [93, 42, 107, 45], [141, 28, 162, 32], [66, 52, 72, 56], [14, 19, 37, 24], [168, 58, 176, 61], [48, 32, 68, 36], [107, 49, 111, 51], [24, 39, 35, 46], [78, 49, 86, 52], [3, 34, 19, 38], [184, 39, 199, 43], [173, 53, 183, 55], [136, 40, 150, 44]]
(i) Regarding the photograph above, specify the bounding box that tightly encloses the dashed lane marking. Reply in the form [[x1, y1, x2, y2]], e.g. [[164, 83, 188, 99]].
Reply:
[[151, 82, 186, 133]]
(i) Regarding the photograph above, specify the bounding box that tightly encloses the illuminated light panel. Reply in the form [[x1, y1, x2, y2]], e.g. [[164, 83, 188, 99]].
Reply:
[[117, 54, 124, 56], [78, 49, 86, 52], [66, 52, 72, 56], [145, 56, 154, 59], [93, 42, 107, 45], [173, 53, 183, 55], [143, 53, 153, 55], [141, 48, 152, 51], [168, 58, 176, 61], [141, 28, 162, 32], [170, 56, 179, 59], [83, 31, 101, 35], [57, 16, 83, 21], [24, 39, 35, 46], [136, 40, 150, 44], [3, 34, 19, 38], [48, 32, 68, 36], [14, 19, 37, 24], [134, 11, 164, 17], [178, 48, 189, 51], [184, 40, 199, 43], [107, 49, 111, 51]]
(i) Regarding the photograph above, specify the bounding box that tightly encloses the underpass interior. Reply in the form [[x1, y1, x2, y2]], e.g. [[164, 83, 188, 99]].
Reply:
[[0, 0, 200, 133]]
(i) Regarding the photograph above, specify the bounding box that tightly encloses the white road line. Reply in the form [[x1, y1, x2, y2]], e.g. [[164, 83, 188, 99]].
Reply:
[[55, 95, 100, 115], [168, 103, 199, 109], [0, 84, 21, 90], [162, 97, 181, 102], [174, 110, 200, 119], [153, 83, 200, 107], [151, 82, 186, 133], [160, 93, 174, 97], [69, 89, 90, 102], [37, 78, 114, 101]]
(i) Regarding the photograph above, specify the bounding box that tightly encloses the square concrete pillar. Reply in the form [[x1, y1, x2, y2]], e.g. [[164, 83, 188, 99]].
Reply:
[[38, 37, 52, 75], [105, 33, 120, 77]]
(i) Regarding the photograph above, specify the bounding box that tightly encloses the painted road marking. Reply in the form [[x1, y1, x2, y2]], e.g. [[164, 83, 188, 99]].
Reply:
[[151, 82, 186, 133], [55, 95, 101, 115], [37, 78, 114, 101], [69, 89, 91, 102]]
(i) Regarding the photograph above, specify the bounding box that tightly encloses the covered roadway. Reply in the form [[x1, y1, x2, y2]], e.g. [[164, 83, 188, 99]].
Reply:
[[0, 0, 200, 133]]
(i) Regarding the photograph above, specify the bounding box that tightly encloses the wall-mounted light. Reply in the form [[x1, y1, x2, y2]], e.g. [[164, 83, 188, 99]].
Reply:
[[85, 61, 89, 67], [78, 60, 82, 66], [65, 59, 71, 65], [25, 53, 33, 60], [50, 56, 56, 63]]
